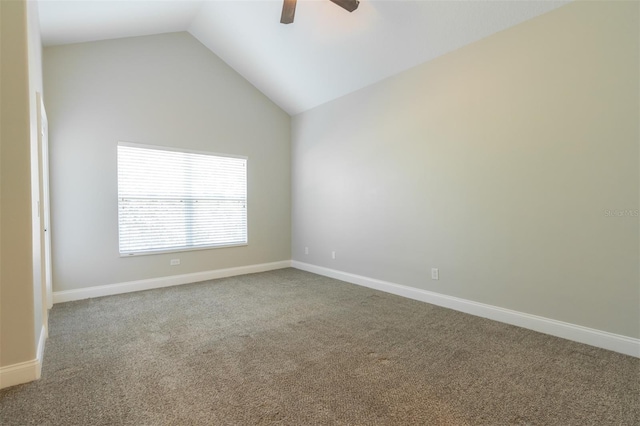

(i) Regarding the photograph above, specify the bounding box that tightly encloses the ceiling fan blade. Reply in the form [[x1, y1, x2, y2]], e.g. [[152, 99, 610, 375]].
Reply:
[[280, 0, 297, 24], [329, 0, 359, 13]]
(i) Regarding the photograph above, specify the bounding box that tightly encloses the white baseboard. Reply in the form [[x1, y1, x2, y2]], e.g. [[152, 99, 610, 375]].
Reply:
[[53, 260, 292, 304], [0, 325, 46, 389], [292, 261, 640, 358]]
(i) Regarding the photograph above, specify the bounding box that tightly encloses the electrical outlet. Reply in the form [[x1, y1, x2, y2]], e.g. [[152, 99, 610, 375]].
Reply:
[[170, 259, 180, 266], [331, 251, 336, 260], [431, 268, 439, 280], [305, 247, 309, 255]]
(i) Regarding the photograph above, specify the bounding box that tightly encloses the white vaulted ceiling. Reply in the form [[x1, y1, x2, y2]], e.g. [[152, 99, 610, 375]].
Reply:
[[38, 0, 570, 115]]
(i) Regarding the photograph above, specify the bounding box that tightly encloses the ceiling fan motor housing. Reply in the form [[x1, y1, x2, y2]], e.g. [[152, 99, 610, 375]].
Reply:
[[281, 0, 360, 25]]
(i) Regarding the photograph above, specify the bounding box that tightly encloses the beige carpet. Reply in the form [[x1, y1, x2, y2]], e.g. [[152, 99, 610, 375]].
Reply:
[[0, 268, 638, 425]]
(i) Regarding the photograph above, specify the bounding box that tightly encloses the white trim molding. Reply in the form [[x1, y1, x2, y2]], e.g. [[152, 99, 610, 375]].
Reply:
[[36, 324, 46, 378], [292, 261, 640, 358], [53, 260, 292, 304], [0, 325, 46, 389]]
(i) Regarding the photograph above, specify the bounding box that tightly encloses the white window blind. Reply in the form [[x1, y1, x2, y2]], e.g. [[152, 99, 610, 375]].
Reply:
[[117, 143, 247, 255]]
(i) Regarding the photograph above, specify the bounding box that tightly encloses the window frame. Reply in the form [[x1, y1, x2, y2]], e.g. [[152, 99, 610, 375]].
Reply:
[[117, 141, 248, 257]]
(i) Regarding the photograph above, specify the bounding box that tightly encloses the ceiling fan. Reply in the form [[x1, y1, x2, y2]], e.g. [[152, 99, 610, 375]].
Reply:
[[280, 0, 360, 24]]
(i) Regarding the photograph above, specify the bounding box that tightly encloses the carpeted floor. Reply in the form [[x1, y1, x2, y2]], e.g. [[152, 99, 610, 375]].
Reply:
[[0, 268, 638, 425]]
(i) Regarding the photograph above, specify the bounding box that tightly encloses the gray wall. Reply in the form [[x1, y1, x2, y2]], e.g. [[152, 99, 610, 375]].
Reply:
[[44, 32, 291, 292], [292, 1, 639, 338]]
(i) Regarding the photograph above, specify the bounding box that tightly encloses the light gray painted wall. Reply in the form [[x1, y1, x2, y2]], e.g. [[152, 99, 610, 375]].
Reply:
[[292, 1, 639, 338], [44, 32, 291, 292]]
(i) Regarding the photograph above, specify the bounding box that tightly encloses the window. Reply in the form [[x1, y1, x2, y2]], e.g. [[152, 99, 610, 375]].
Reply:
[[117, 142, 247, 255]]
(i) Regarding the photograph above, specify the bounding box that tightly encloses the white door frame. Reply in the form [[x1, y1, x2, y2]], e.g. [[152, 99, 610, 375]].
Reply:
[[37, 92, 53, 322]]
